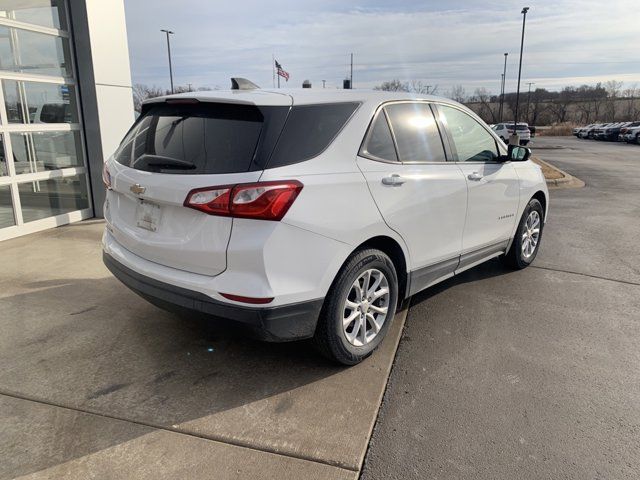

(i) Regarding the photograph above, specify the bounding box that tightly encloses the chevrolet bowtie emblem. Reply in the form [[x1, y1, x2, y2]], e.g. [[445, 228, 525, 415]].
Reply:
[[130, 183, 146, 194]]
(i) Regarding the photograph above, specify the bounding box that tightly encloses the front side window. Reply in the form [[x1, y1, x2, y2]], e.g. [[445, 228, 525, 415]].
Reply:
[[438, 105, 499, 162], [361, 110, 398, 162], [384, 103, 446, 162]]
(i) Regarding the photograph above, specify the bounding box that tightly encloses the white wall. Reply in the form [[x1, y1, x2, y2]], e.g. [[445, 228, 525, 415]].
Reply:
[[69, 0, 135, 217]]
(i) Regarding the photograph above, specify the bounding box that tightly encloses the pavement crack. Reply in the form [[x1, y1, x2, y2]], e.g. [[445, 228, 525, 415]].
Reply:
[[531, 265, 640, 286], [0, 389, 359, 473]]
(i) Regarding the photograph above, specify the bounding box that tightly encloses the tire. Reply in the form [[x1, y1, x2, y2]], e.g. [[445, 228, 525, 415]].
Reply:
[[520, 140, 529, 146], [502, 198, 544, 269], [313, 249, 399, 365]]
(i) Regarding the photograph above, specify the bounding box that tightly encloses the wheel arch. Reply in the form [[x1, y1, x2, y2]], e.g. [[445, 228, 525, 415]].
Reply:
[[531, 190, 548, 219], [351, 235, 409, 301]]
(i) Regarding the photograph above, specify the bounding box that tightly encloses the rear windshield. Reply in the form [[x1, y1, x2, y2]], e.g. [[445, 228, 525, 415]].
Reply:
[[114, 101, 358, 174], [113, 103, 287, 174]]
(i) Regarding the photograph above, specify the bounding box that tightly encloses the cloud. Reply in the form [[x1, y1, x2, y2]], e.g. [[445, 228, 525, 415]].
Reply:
[[124, 0, 640, 93]]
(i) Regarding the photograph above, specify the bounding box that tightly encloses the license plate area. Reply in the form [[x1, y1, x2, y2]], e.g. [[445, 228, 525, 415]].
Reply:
[[136, 200, 161, 232]]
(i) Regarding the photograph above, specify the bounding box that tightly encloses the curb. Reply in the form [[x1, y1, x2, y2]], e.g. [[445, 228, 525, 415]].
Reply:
[[532, 156, 585, 189]]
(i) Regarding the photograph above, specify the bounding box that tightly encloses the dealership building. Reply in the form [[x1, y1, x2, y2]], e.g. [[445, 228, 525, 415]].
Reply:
[[0, 0, 134, 241]]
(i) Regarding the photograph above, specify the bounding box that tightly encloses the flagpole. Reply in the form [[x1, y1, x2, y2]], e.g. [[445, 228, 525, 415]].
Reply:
[[278, 72, 280, 89], [272, 53, 275, 88]]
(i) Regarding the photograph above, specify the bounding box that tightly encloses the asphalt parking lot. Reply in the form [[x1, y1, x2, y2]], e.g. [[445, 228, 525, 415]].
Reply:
[[361, 136, 640, 479], [1, 136, 639, 479]]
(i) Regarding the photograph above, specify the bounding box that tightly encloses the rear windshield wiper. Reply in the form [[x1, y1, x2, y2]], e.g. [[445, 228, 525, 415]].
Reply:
[[133, 154, 196, 170]]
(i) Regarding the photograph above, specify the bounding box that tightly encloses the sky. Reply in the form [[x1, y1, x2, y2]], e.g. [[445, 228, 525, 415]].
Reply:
[[123, 0, 640, 95]]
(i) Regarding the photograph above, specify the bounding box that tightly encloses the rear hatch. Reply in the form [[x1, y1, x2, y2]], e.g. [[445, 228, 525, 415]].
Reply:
[[105, 97, 291, 276]]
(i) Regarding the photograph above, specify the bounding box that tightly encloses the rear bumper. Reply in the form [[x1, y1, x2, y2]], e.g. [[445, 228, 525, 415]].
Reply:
[[103, 252, 323, 342]]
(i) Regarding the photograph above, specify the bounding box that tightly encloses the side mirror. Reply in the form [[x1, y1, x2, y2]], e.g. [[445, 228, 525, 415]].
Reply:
[[507, 144, 531, 162]]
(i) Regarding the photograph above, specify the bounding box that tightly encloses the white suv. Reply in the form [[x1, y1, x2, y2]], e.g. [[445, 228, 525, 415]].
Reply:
[[492, 122, 531, 145], [102, 88, 548, 365]]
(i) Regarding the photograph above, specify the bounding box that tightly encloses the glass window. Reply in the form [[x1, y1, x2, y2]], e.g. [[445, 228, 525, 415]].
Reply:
[[269, 102, 359, 168], [0, 26, 71, 77], [3, 80, 78, 124], [0, 134, 7, 176], [114, 103, 271, 175], [384, 103, 446, 162], [0, 0, 67, 30], [362, 111, 398, 162], [18, 174, 89, 223], [0, 184, 15, 228], [439, 105, 499, 162], [11, 131, 83, 174]]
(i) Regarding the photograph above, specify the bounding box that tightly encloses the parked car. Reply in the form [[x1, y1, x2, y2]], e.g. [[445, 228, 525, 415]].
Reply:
[[622, 125, 640, 143], [619, 121, 640, 141], [595, 122, 629, 141], [584, 123, 607, 139], [102, 87, 548, 365], [491, 122, 531, 145]]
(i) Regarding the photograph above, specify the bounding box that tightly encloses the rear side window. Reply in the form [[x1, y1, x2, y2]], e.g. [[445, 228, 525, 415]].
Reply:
[[384, 103, 446, 162], [113, 103, 287, 174], [268, 102, 359, 168], [361, 111, 398, 162]]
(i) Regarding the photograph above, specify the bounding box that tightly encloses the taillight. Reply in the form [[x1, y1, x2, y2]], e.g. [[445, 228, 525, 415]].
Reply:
[[102, 163, 111, 190], [184, 180, 303, 221]]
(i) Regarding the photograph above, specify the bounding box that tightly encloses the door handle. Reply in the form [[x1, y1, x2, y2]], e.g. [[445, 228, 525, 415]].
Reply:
[[467, 172, 483, 181], [382, 174, 406, 186]]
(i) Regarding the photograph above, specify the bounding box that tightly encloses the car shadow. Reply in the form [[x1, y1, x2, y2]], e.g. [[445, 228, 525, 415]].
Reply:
[[0, 275, 348, 478], [410, 256, 513, 308]]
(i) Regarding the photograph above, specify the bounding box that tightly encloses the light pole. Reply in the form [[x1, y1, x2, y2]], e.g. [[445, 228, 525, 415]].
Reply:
[[525, 82, 535, 123], [160, 29, 175, 94], [511, 7, 529, 145], [499, 52, 508, 122]]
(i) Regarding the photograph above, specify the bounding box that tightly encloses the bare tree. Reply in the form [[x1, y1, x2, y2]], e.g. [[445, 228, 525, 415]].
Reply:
[[132, 84, 165, 112], [621, 84, 639, 119], [474, 88, 498, 123], [604, 80, 623, 121], [449, 84, 466, 103], [374, 79, 409, 92], [406, 80, 428, 94]]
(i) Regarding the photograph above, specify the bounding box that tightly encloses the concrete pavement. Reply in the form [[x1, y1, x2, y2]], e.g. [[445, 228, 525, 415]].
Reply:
[[0, 222, 406, 479], [361, 136, 640, 479]]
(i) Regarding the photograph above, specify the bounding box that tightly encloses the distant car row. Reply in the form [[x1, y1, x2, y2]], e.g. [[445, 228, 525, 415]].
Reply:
[[573, 122, 640, 143], [489, 122, 533, 145]]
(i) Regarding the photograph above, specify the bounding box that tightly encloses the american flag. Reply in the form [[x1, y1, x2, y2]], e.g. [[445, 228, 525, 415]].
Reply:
[[275, 60, 290, 81]]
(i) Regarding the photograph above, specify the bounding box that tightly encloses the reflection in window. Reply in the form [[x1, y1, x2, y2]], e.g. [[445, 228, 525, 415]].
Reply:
[[0, 135, 6, 176], [362, 111, 398, 162], [0, 185, 15, 228], [2, 80, 77, 124], [11, 131, 83, 174], [439, 106, 498, 162], [18, 174, 89, 223], [0, 26, 71, 77], [384, 103, 446, 162], [0, 0, 67, 30]]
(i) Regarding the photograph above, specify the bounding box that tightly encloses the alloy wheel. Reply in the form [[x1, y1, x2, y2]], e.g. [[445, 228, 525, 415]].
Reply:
[[521, 210, 541, 259], [342, 268, 390, 347]]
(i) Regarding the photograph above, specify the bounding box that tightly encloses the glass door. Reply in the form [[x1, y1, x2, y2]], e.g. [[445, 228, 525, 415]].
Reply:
[[0, 0, 92, 241]]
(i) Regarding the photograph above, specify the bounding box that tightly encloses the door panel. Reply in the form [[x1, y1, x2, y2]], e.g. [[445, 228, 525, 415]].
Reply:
[[435, 104, 520, 254], [358, 102, 468, 292], [358, 158, 467, 272], [456, 162, 520, 252]]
